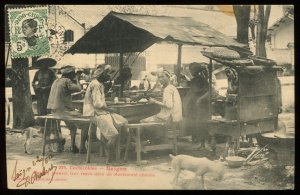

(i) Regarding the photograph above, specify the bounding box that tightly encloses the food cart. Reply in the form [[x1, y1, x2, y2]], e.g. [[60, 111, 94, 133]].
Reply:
[[199, 50, 286, 158]]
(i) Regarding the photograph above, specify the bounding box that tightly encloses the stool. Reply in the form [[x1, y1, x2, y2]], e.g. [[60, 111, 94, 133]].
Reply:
[[124, 122, 178, 165], [36, 115, 65, 156], [36, 115, 92, 158]]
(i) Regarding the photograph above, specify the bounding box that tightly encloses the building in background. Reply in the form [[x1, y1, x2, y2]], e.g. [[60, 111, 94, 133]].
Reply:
[[267, 7, 294, 73]]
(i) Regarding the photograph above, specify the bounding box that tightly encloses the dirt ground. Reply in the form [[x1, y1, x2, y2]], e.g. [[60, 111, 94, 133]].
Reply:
[[5, 113, 294, 190]]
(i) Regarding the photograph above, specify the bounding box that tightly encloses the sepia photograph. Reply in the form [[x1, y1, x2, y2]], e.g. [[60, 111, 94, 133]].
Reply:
[[4, 4, 294, 190]]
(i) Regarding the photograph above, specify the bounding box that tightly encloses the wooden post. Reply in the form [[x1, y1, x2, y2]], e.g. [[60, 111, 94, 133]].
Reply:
[[236, 69, 241, 151], [120, 52, 124, 97], [172, 122, 178, 155], [116, 134, 121, 162], [208, 58, 213, 119], [136, 127, 141, 166], [124, 127, 131, 162], [176, 44, 183, 85], [42, 118, 48, 156], [86, 122, 93, 163]]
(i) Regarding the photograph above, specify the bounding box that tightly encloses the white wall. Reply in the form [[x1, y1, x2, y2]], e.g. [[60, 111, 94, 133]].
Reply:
[[48, 6, 85, 43], [48, 7, 100, 68], [271, 19, 294, 49], [267, 19, 294, 65], [267, 48, 294, 65]]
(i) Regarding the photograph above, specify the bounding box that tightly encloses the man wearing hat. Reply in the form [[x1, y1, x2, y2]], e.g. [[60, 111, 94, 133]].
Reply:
[[32, 57, 57, 126], [96, 64, 114, 94], [47, 65, 83, 153], [82, 66, 128, 163]]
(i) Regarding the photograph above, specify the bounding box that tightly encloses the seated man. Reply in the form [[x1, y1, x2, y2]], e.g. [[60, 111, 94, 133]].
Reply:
[[47, 65, 83, 153], [140, 69, 182, 144], [82, 66, 128, 163]]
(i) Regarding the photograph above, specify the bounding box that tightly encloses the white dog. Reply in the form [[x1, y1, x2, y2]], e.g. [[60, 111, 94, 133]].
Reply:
[[23, 127, 41, 154], [23, 127, 65, 154], [169, 154, 225, 189]]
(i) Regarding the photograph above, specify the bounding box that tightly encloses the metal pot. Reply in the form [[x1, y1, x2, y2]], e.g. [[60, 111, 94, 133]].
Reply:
[[226, 156, 246, 168]]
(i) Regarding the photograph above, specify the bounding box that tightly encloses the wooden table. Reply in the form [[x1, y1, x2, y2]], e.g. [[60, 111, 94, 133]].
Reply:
[[72, 100, 160, 123], [72, 100, 161, 163]]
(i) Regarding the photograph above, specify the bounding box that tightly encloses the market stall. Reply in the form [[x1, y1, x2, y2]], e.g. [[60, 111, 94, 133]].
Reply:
[[65, 12, 282, 159], [65, 11, 246, 120]]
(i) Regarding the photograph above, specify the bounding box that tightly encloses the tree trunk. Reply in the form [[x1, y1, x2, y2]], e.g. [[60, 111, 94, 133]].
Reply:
[[11, 58, 35, 129], [233, 5, 251, 45], [256, 5, 271, 57], [256, 6, 264, 57]]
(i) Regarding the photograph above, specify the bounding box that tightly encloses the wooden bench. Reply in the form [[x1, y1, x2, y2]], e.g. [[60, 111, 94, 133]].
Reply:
[[36, 114, 123, 164], [124, 122, 178, 165]]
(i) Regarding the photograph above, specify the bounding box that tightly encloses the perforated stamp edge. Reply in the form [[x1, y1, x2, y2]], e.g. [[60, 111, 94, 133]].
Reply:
[[7, 6, 51, 59]]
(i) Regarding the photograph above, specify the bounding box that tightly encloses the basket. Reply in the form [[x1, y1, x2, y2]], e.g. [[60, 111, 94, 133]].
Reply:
[[201, 51, 254, 67], [226, 156, 246, 167], [211, 47, 241, 60], [227, 46, 253, 58]]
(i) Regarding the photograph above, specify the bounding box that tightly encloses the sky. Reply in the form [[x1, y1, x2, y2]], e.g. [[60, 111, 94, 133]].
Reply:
[[61, 5, 286, 29]]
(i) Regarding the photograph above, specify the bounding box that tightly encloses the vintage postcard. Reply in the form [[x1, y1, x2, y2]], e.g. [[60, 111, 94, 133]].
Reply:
[[5, 5, 294, 190]]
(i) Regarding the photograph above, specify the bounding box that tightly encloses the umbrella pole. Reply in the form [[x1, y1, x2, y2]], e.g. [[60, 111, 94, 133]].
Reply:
[[120, 52, 124, 97], [176, 44, 183, 85]]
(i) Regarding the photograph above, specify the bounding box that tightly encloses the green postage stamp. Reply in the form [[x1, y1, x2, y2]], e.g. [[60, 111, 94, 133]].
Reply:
[[8, 6, 50, 58]]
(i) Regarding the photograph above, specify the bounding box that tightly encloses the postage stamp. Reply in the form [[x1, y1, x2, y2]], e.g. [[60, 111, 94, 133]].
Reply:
[[8, 6, 50, 58]]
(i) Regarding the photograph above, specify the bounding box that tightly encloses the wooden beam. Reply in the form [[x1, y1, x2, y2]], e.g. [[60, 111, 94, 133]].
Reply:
[[176, 44, 183, 85], [208, 58, 213, 119], [120, 52, 124, 97]]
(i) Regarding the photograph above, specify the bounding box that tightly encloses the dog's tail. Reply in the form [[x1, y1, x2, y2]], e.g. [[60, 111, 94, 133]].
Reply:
[[169, 154, 175, 159]]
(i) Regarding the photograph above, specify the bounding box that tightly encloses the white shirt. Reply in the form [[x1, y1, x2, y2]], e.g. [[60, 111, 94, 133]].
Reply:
[[156, 84, 182, 122]]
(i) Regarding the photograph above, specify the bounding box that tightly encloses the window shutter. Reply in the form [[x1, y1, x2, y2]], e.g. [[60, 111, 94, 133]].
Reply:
[[64, 30, 74, 42]]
